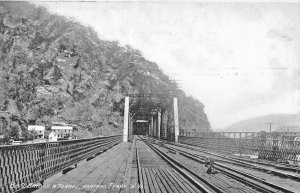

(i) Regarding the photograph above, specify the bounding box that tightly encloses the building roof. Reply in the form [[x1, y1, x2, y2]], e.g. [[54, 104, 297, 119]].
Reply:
[[51, 126, 73, 130], [28, 125, 45, 131]]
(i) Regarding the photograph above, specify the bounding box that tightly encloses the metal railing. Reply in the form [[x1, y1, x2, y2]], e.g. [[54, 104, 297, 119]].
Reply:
[[179, 132, 300, 162], [0, 135, 122, 193]]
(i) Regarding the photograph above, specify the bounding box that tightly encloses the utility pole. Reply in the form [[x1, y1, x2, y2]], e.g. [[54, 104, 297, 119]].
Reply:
[[265, 122, 274, 133]]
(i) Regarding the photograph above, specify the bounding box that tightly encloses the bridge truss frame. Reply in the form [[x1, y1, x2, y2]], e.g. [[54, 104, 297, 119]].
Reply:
[[123, 93, 179, 142]]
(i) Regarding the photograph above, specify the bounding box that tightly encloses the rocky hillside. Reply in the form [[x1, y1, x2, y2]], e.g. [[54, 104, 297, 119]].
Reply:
[[0, 2, 210, 139]]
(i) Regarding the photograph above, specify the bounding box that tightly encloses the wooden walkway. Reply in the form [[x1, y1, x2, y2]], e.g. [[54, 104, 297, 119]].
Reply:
[[34, 142, 135, 193]]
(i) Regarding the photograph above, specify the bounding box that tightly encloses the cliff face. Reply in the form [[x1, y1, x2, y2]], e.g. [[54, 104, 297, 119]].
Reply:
[[0, 2, 210, 138]]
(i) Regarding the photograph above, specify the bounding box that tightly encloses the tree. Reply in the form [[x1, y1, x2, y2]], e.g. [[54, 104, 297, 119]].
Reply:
[[7, 122, 21, 140], [22, 129, 38, 141]]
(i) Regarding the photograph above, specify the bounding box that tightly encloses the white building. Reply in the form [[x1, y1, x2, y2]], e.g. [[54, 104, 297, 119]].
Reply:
[[48, 132, 58, 142], [51, 126, 73, 139], [28, 125, 45, 139]]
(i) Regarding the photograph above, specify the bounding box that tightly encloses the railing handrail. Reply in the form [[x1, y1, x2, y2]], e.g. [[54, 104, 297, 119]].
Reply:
[[0, 135, 123, 193], [0, 134, 122, 148]]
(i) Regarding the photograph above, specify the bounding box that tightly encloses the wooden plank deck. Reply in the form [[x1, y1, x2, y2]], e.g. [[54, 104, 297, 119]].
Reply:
[[33, 142, 133, 193]]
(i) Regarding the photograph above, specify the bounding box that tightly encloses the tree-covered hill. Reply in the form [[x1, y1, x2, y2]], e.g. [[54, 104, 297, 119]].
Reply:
[[0, 2, 210, 140], [225, 114, 300, 133]]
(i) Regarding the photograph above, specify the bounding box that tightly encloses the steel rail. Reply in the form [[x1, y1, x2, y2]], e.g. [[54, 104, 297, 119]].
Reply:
[[161, 143, 294, 193], [175, 138, 300, 172], [168, 142, 300, 181], [138, 137, 220, 193], [135, 138, 145, 193]]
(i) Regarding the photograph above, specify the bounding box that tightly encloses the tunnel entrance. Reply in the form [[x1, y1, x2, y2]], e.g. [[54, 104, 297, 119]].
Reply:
[[133, 121, 149, 135], [123, 93, 179, 142]]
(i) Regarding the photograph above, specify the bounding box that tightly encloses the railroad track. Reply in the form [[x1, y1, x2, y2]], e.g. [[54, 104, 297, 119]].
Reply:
[[136, 136, 292, 193], [174, 141, 300, 173], [135, 137, 213, 193], [164, 141, 300, 181]]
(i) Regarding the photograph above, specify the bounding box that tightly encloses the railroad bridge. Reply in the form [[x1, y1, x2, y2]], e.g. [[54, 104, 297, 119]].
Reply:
[[1, 94, 300, 193], [123, 93, 179, 142]]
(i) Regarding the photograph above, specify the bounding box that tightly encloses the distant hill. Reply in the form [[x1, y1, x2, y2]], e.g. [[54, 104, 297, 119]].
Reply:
[[224, 114, 300, 132]]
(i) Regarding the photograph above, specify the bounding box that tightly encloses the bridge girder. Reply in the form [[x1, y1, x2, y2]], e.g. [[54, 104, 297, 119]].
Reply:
[[123, 93, 179, 142]]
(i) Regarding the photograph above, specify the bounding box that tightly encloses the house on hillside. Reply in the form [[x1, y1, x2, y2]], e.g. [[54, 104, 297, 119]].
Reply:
[[28, 125, 45, 139], [51, 126, 73, 139], [49, 132, 58, 142]]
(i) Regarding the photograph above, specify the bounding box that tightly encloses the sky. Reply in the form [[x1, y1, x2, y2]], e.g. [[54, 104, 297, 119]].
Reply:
[[36, 1, 300, 129]]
